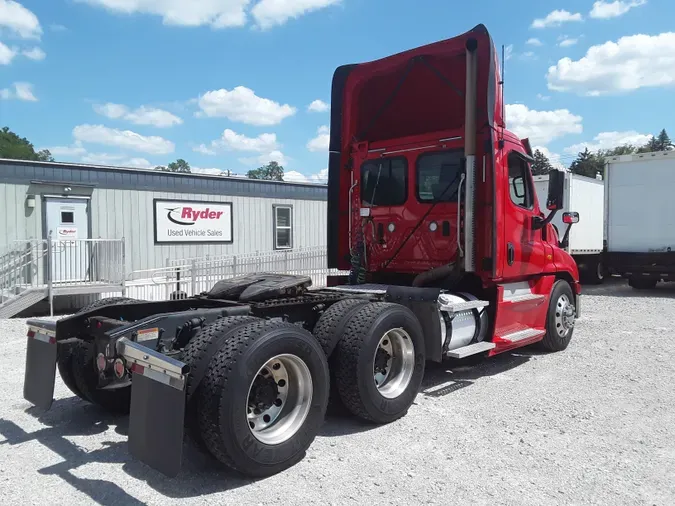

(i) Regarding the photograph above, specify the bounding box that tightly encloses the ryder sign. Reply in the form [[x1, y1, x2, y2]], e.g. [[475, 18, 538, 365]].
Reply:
[[154, 199, 233, 244]]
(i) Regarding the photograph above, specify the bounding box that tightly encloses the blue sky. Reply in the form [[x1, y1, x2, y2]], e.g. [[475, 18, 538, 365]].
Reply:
[[1, 0, 673, 181]]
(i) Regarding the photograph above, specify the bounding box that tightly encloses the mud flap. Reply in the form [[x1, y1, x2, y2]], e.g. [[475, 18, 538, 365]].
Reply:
[[23, 328, 58, 411], [118, 338, 188, 477]]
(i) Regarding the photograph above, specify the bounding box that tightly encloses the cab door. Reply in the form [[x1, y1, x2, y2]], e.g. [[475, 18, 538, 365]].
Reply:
[[501, 150, 548, 279]]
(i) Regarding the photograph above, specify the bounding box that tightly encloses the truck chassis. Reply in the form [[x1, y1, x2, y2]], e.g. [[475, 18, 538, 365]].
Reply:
[[22, 272, 577, 478]]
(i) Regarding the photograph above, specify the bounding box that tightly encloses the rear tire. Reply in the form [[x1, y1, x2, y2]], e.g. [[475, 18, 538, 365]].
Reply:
[[539, 280, 576, 352], [313, 298, 370, 414], [581, 258, 605, 285], [197, 319, 330, 477], [57, 297, 139, 405], [334, 302, 425, 424], [180, 316, 260, 451]]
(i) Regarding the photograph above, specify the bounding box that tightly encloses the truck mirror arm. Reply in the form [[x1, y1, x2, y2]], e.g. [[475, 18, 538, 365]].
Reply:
[[559, 222, 574, 249], [532, 209, 558, 231]]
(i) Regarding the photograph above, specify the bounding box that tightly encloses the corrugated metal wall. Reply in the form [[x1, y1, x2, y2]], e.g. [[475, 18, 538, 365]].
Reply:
[[0, 182, 42, 243], [0, 182, 327, 274], [90, 189, 327, 272]]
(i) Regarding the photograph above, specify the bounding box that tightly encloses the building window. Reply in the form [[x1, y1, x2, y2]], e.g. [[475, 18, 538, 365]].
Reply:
[[274, 205, 293, 250], [61, 211, 74, 224]]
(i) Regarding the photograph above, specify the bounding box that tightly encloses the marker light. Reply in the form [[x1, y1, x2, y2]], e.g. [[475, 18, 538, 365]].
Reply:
[[96, 353, 107, 372], [429, 221, 438, 232], [388, 223, 396, 233]]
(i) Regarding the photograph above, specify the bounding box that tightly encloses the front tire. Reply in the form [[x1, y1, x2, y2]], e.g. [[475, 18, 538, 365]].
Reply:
[[334, 302, 425, 424], [197, 320, 330, 477], [540, 280, 576, 352]]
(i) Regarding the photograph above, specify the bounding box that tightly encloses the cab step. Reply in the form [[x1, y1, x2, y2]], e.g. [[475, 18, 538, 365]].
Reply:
[[445, 341, 496, 359], [500, 327, 545, 343], [504, 293, 546, 303]]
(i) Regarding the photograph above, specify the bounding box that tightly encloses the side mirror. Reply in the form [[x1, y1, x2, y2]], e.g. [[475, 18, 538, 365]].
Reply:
[[559, 212, 579, 249], [546, 170, 565, 210], [562, 212, 579, 224]]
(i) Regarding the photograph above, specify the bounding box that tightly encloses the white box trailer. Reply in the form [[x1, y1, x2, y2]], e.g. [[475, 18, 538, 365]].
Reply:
[[603, 151, 675, 289], [534, 172, 605, 283]]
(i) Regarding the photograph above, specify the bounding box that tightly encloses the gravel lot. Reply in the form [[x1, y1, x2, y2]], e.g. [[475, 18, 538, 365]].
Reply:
[[1, 278, 674, 506]]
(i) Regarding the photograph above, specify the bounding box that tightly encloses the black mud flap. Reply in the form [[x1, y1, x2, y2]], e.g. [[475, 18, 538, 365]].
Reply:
[[127, 365, 187, 477], [23, 325, 58, 411]]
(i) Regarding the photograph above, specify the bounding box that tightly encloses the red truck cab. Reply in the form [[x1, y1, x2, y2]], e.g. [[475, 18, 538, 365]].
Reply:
[[327, 24, 581, 358]]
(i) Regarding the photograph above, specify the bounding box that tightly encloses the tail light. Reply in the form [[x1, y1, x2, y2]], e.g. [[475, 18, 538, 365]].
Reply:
[[96, 353, 107, 372], [113, 358, 126, 379]]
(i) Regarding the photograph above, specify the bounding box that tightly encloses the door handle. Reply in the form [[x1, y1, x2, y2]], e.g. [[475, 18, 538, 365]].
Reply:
[[507, 243, 515, 266]]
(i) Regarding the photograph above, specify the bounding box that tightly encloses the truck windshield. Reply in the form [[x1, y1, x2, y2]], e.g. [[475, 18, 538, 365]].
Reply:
[[416, 149, 463, 202], [360, 157, 407, 206]]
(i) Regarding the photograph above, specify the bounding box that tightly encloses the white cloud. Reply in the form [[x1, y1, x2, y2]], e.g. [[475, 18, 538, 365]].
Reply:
[[75, 0, 250, 29], [79, 152, 153, 168], [505, 104, 583, 145], [194, 144, 218, 156], [221, 129, 279, 152], [504, 44, 513, 61], [0, 0, 42, 39], [547, 32, 675, 96], [526, 38, 543, 46], [558, 36, 578, 47], [192, 166, 228, 176], [533, 145, 565, 170], [280, 168, 327, 184], [520, 51, 537, 61], [50, 23, 67, 32], [563, 131, 652, 154], [251, 0, 341, 29], [45, 142, 88, 157], [537, 93, 551, 101], [196, 129, 279, 155], [0, 41, 17, 65], [21, 46, 45, 60], [531, 9, 583, 29], [590, 0, 647, 19], [0, 81, 37, 101], [239, 149, 289, 167], [308, 99, 329, 112], [73, 124, 175, 154], [197, 86, 296, 126], [93, 102, 183, 128], [307, 125, 329, 152]]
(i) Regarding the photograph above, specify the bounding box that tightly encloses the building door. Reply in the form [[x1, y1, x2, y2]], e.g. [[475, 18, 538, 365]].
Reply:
[[44, 197, 90, 282]]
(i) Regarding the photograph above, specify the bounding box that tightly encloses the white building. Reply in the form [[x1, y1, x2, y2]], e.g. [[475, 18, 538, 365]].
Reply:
[[0, 158, 328, 317]]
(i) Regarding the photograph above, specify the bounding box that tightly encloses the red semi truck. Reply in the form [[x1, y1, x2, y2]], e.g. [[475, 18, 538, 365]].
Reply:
[[21, 24, 580, 478]]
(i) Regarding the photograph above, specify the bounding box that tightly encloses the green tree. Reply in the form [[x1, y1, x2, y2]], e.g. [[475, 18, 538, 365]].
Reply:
[[656, 129, 674, 151], [569, 148, 605, 179], [600, 144, 637, 157], [0, 127, 54, 161], [247, 160, 284, 181], [156, 158, 191, 173], [531, 149, 554, 175]]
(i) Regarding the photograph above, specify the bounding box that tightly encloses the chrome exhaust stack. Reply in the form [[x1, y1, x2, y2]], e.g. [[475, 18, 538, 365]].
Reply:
[[463, 37, 478, 273]]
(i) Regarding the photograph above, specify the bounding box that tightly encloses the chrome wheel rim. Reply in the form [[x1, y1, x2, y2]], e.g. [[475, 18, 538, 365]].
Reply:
[[372, 328, 415, 399], [597, 262, 604, 280], [555, 294, 575, 338], [246, 354, 313, 445]]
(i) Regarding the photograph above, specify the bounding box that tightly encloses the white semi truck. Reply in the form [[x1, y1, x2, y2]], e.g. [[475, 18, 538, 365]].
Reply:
[[603, 151, 675, 289], [534, 172, 605, 284]]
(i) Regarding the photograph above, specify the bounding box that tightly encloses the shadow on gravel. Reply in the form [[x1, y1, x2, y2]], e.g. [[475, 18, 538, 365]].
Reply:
[[0, 401, 256, 505], [420, 352, 531, 398], [581, 276, 675, 300], [1, 350, 534, 503]]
